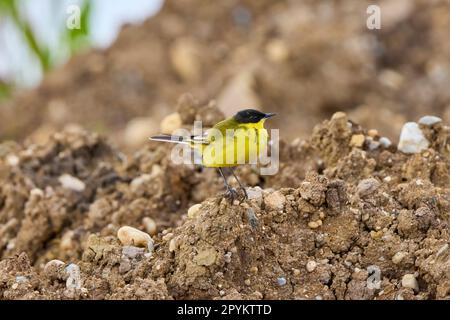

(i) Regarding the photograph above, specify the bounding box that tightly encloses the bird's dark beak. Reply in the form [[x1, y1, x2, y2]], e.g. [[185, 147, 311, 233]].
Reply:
[[264, 112, 276, 119]]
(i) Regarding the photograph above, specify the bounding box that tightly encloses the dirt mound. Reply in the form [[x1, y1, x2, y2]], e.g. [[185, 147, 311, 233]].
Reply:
[[1, 0, 450, 146], [1, 111, 449, 300]]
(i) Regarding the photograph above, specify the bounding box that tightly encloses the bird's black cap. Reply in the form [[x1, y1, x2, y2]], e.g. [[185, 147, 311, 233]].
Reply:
[[234, 109, 276, 123]]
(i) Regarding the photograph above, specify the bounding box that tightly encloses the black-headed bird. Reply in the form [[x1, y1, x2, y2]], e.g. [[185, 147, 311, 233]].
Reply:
[[150, 109, 276, 200]]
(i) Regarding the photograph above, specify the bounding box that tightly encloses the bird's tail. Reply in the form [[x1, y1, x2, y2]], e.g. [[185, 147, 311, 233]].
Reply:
[[149, 134, 191, 145]]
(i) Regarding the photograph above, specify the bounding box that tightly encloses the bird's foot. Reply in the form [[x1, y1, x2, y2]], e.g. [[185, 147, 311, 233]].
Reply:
[[224, 187, 239, 202]]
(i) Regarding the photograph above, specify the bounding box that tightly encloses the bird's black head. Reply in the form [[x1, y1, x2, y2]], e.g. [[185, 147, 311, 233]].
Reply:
[[234, 109, 276, 124]]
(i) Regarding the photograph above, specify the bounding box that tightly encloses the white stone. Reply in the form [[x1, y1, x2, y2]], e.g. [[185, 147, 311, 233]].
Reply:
[[401, 274, 419, 291], [142, 217, 157, 235], [306, 260, 317, 272], [65, 263, 82, 290], [379, 137, 392, 148], [264, 191, 286, 211], [418, 115, 442, 126], [59, 174, 86, 192], [117, 226, 153, 249], [397, 122, 429, 154]]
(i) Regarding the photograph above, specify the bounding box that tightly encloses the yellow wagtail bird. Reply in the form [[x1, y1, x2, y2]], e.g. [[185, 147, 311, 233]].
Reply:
[[150, 109, 276, 200]]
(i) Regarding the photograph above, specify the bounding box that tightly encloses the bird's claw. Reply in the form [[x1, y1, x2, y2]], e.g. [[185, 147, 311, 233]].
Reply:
[[224, 187, 248, 202], [224, 187, 239, 201]]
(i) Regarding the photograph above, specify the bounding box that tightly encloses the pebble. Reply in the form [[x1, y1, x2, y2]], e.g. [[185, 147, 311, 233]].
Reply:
[[246, 186, 263, 204], [169, 238, 178, 252], [308, 221, 321, 229], [250, 266, 258, 274], [401, 274, 419, 292], [65, 263, 82, 290], [30, 188, 44, 198], [418, 115, 442, 126], [397, 122, 429, 154], [306, 260, 317, 272], [244, 279, 251, 286], [130, 174, 152, 193], [277, 277, 287, 286], [368, 129, 378, 137], [15, 276, 28, 283], [187, 204, 202, 219], [293, 268, 300, 276], [357, 178, 380, 197], [350, 134, 365, 147], [122, 246, 145, 259], [379, 137, 392, 148], [264, 191, 286, 211], [142, 217, 157, 236], [117, 226, 153, 249], [58, 174, 86, 192], [6, 154, 19, 166], [44, 259, 65, 275], [160, 112, 182, 134], [224, 252, 232, 263], [392, 251, 407, 264]]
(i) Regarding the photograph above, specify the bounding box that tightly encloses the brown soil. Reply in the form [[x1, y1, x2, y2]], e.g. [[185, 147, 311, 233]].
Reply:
[[1, 0, 450, 300], [0, 108, 449, 300]]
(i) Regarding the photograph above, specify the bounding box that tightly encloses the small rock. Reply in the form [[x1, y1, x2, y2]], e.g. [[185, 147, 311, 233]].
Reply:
[[306, 260, 317, 272], [187, 203, 202, 219], [119, 259, 131, 274], [15, 276, 28, 283], [122, 246, 145, 259], [58, 174, 85, 192], [418, 115, 442, 126], [308, 221, 320, 229], [392, 252, 407, 264], [350, 134, 365, 147], [357, 178, 380, 197], [44, 259, 65, 279], [379, 137, 392, 148], [6, 154, 19, 166], [264, 191, 286, 211], [244, 279, 251, 286], [224, 252, 232, 263], [117, 226, 153, 249], [169, 238, 178, 252], [142, 217, 157, 236], [65, 263, 81, 290], [401, 274, 419, 292], [247, 186, 263, 204], [160, 112, 182, 134], [397, 122, 429, 154], [250, 266, 258, 274], [277, 277, 287, 286], [368, 129, 378, 137]]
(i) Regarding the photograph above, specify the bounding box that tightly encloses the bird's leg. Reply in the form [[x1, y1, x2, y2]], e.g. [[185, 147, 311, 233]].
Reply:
[[218, 167, 238, 200], [229, 167, 248, 199]]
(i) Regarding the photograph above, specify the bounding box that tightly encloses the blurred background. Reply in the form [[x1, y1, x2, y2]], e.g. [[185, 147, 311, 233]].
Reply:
[[0, 0, 450, 149]]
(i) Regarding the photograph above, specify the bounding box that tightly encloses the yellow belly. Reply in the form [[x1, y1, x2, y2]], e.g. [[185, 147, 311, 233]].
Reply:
[[199, 128, 268, 167]]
